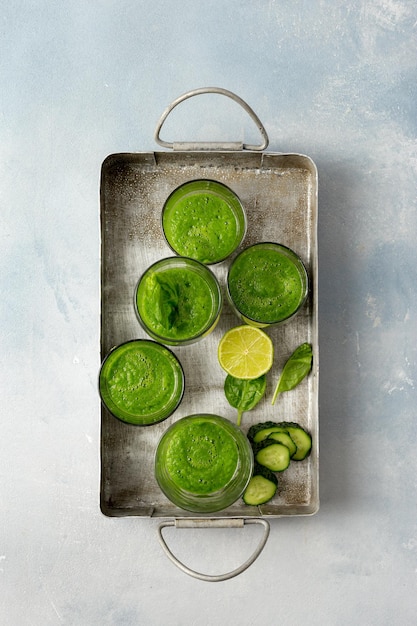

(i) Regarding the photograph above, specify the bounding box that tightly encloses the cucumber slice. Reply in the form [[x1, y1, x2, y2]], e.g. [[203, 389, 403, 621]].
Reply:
[[254, 440, 291, 472], [243, 476, 277, 506], [267, 431, 297, 457], [252, 425, 289, 443], [276, 422, 312, 461], [243, 465, 278, 506], [247, 421, 278, 441]]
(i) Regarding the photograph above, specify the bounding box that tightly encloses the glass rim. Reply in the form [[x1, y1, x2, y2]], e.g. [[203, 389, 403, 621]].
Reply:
[[98, 338, 185, 426], [226, 241, 309, 326], [134, 256, 223, 346], [161, 178, 247, 265]]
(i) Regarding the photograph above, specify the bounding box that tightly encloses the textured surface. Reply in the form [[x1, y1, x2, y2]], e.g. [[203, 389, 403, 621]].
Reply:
[[1, 1, 416, 624], [100, 152, 318, 518]]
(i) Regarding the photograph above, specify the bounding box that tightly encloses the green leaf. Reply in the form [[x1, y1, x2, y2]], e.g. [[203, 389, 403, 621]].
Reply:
[[271, 343, 313, 405], [224, 374, 267, 426], [153, 274, 180, 329]]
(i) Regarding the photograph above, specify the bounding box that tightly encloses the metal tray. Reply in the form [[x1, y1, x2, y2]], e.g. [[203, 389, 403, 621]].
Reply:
[[99, 88, 319, 580]]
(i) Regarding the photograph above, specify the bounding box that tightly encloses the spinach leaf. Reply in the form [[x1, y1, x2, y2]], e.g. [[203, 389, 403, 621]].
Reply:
[[154, 274, 180, 329], [224, 374, 267, 426], [271, 342, 313, 405]]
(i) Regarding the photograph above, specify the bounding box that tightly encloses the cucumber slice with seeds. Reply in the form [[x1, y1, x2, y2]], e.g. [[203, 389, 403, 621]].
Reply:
[[252, 425, 289, 443], [247, 421, 278, 442], [243, 464, 278, 506], [254, 440, 291, 472], [276, 421, 312, 461], [267, 431, 297, 457]]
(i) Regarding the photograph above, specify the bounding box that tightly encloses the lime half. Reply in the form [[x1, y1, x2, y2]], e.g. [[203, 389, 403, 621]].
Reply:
[[218, 325, 274, 380]]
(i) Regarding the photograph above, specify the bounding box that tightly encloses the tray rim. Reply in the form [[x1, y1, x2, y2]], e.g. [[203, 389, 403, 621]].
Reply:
[[99, 148, 319, 520]]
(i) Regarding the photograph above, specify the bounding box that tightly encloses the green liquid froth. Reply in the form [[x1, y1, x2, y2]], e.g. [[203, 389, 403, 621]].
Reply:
[[164, 418, 239, 494], [228, 246, 306, 323], [100, 341, 183, 424], [163, 191, 242, 264]]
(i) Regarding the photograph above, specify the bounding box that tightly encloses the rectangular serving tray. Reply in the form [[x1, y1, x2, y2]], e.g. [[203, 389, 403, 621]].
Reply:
[[100, 149, 319, 518]]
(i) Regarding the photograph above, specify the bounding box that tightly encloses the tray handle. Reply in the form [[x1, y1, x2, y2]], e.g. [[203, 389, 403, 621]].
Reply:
[[154, 87, 269, 151], [157, 517, 270, 582]]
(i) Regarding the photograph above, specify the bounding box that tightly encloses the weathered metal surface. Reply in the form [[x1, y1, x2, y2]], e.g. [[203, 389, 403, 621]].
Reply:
[[100, 150, 319, 518]]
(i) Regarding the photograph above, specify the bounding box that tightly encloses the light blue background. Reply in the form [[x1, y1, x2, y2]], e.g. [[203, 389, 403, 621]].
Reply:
[[1, 1, 416, 624]]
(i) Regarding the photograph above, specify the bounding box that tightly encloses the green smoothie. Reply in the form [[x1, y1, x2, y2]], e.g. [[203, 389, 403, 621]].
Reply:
[[227, 242, 308, 325], [99, 340, 184, 425], [163, 417, 239, 494], [155, 414, 254, 513], [135, 257, 222, 345], [162, 180, 246, 264]]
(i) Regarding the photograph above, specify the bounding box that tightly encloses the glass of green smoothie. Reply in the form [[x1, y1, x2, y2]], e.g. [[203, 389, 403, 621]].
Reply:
[[155, 414, 253, 513], [227, 242, 309, 327], [135, 256, 222, 346], [162, 179, 247, 264], [99, 339, 184, 426]]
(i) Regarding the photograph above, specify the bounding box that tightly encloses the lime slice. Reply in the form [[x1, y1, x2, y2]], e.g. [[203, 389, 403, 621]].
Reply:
[[218, 325, 274, 379]]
